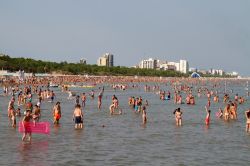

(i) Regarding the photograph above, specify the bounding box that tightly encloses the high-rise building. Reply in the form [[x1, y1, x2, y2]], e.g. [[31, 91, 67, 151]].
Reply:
[[179, 60, 189, 74], [97, 53, 114, 67], [107, 54, 114, 67]]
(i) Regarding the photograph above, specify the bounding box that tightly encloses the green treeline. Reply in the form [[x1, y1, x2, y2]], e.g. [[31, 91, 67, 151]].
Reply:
[[0, 54, 186, 77]]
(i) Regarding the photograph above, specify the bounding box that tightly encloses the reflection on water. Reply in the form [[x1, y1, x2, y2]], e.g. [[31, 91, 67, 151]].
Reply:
[[17, 141, 49, 166], [0, 81, 250, 165]]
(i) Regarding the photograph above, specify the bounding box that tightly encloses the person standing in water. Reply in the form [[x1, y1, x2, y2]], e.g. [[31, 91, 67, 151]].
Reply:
[[81, 93, 86, 108], [223, 104, 230, 121], [173, 108, 182, 126], [9, 105, 16, 128], [245, 109, 250, 132], [22, 110, 32, 142], [142, 106, 147, 124], [207, 98, 211, 108], [32, 105, 41, 125], [73, 104, 83, 129], [53, 102, 61, 124], [90, 90, 95, 100], [75, 95, 80, 105], [97, 87, 104, 109], [205, 106, 211, 125]]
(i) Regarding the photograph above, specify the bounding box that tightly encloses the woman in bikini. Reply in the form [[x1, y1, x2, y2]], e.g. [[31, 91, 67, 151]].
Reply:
[[173, 108, 182, 126], [245, 109, 250, 132]]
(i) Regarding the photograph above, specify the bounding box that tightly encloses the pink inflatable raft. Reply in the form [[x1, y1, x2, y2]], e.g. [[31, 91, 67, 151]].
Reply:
[[19, 122, 50, 135]]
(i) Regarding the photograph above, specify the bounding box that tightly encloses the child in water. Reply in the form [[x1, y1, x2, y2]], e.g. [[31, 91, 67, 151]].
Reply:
[[16, 107, 21, 117], [216, 108, 223, 118]]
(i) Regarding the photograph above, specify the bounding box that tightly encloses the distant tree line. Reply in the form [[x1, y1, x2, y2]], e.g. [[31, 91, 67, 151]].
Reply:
[[0, 54, 187, 77]]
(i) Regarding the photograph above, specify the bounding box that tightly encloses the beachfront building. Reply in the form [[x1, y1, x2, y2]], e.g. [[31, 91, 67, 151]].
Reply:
[[159, 61, 180, 71], [159, 62, 177, 71], [159, 63, 175, 71], [97, 53, 114, 67], [198, 69, 208, 75], [139, 58, 157, 69], [0, 70, 33, 80], [209, 69, 224, 76], [227, 71, 239, 77], [137, 58, 189, 73], [156, 60, 167, 70]]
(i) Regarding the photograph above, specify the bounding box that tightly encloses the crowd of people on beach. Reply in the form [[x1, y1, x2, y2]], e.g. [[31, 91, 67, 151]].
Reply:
[[1, 75, 250, 142]]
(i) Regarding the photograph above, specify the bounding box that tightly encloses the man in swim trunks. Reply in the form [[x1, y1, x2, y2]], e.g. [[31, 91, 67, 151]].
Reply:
[[22, 110, 32, 142], [73, 104, 83, 129], [53, 102, 61, 124]]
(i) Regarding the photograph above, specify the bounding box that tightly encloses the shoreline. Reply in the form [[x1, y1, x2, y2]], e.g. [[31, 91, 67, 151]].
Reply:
[[0, 75, 249, 88]]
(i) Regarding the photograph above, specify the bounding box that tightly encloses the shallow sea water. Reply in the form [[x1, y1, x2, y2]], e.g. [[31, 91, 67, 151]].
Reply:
[[0, 81, 250, 166]]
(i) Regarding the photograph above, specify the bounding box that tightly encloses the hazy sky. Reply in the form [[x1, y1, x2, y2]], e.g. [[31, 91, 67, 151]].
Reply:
[[0, 0, 249, 75]]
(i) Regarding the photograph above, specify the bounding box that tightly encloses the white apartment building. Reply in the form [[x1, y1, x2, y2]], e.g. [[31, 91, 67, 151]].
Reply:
[[210, 69, 224, 76], [139, 58, 157, 69], [179, 60, 189, 74], [138, 58, 189, 73]]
